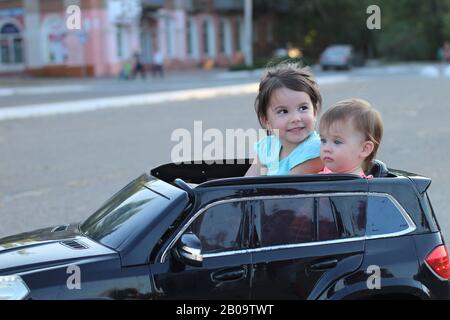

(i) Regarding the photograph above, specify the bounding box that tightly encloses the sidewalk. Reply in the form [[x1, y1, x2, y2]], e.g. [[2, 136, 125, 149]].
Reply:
[[0, 68, 264, 102], [0, 68, 257, 88], [0, 68, 263, 121], [0, 68, 264, 109], [1, 61, 447, 89], [0, 73, 350, 122], [0, 82, 261, 121], [1, 62, 447, 121]]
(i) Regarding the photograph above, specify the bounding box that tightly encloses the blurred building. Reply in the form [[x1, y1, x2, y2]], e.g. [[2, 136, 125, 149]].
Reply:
[[0, 0, 142, 77], [141, 0, 246, 70], [0, 0, 276, 77]]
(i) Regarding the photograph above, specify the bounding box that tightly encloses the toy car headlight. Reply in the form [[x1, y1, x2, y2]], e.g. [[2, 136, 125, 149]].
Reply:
[[0, 275, 30, 300]]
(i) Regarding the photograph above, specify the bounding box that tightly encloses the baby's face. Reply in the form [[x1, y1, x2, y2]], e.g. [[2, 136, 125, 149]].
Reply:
[[263, 87, 316, 150], [319, 121, 369, 174]]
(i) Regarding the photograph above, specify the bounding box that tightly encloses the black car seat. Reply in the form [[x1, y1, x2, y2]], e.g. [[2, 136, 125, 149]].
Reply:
[[369, 159, 389, 177]]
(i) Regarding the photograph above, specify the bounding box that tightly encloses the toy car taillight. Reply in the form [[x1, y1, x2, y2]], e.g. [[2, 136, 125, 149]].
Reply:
[[425, 245, 450, 280]]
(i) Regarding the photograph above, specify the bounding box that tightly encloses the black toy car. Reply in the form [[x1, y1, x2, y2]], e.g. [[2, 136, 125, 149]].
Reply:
[[0, 160, 449, 300]]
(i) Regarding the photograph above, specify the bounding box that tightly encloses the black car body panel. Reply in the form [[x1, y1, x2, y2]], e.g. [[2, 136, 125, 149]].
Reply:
[[151, 252, 253, 299], [251, 241, 365, 299], [0, 159, 448, 300], [0, 226, 116, 275]]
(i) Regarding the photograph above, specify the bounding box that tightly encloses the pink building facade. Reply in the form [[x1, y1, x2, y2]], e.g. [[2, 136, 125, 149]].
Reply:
[[0, 0, 274, 77], [0, 0, 144, 77]]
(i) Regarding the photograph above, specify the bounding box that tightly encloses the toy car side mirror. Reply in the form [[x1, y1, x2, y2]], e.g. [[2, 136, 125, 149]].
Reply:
[[175, 232, 203, 267]]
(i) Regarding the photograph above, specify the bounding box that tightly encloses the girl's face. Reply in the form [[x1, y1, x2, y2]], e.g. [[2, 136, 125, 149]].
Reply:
[[262, 87, 317, 150], [320, 120, 374, 174]]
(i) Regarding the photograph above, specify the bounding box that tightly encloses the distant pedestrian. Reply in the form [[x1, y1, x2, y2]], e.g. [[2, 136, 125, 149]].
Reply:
[[152, 50, 164, 78], [133, 51, 146, 79], [118, 59, 132, 80]]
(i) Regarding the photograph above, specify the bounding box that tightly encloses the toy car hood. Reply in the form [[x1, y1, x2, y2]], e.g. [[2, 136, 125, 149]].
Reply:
[[0, 224, 116, 274]]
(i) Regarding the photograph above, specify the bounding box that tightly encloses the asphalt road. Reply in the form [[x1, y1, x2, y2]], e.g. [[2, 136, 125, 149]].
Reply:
[[1, 71, 449, 244]]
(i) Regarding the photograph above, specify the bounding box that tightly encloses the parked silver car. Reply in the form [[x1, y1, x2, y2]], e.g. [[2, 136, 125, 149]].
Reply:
[[319, 45, 364, 71]]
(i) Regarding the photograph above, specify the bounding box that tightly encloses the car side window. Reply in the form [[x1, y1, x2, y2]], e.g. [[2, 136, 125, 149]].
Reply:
[[317, 197, 339, 241], [190, 202, 245, 254], [367, 195, 410, 236], [328, 196, 367, 238], [256, 197, 314, 247]]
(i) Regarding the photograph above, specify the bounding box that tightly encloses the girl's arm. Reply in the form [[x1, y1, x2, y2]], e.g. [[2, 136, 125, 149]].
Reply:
[[245, 156, 268, 176], [290, 157, 324, 175]]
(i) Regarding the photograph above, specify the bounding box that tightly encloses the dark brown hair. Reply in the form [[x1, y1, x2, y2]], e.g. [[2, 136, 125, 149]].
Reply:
[[319, 98, 384, 173], [254, 62, 322, 128]]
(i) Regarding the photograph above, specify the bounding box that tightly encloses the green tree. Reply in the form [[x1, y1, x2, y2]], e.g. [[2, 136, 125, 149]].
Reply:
[[255, 0, 450, 61], [374, 0, 448, 60]]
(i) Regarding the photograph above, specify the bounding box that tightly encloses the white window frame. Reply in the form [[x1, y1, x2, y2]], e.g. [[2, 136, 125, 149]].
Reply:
[[187, 17, 199, 59], [220, 18, 232, 57], [165, 17, 176, 58], [116, 24, 131, 60], [202, 16, 215, 58], [140, 26, 152, 64]]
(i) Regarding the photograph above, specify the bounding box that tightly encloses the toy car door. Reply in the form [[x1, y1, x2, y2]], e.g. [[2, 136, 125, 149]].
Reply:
[[151, 200, 252, 299], [250, 193, 366, 299]]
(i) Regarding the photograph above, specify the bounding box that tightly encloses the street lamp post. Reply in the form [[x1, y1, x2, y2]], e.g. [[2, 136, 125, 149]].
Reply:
[[244, 0, 253, 67]]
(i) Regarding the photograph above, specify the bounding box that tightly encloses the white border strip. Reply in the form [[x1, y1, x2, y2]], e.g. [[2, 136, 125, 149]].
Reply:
[[0, 75, 349, 122], [0, 83, 259, 121]]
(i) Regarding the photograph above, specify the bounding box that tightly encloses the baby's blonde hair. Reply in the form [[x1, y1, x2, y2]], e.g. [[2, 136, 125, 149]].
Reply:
[[319, 98, 384, 173]]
